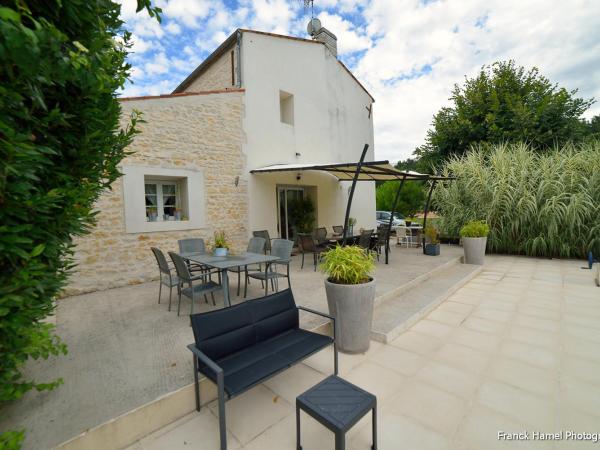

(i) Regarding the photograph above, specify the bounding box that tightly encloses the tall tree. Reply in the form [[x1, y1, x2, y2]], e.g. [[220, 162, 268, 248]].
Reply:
[[415, 61, 594, 168], [0, 1, 159, 446]]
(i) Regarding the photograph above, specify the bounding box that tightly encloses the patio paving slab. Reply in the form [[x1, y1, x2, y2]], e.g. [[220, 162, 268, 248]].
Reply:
[[128, 254, 600, 450]]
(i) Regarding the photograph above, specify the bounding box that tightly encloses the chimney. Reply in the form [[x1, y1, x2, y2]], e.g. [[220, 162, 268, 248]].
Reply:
[[307, 18, 338, 58]]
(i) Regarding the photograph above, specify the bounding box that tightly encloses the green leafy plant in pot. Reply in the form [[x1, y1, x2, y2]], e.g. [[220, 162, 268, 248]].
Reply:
[[460, 220, 489, 265], [320, 245, 376, 353], [212, 230, 231, 256], [424, 225, 440, 256]]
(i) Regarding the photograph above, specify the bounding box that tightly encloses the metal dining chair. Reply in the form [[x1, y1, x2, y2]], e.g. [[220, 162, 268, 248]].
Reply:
[[169, 252, 222, 316], [298, 233, 328, 271], [252, 230, 272, 253], [332, 225, 344, 236], [229, 236, 266, 296], [245, 239, 293, 297], [314, 227, 328, 245], [178, 238, 207, 273], [358, 229, 374, 254], [150, 247, 179, 311]]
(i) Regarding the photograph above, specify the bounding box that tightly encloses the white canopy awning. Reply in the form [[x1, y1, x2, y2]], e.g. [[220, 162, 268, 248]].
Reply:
[[250, 161, 453, 181]]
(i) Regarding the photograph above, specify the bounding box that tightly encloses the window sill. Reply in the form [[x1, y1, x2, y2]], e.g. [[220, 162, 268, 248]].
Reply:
[[131, 220, 205, 234]]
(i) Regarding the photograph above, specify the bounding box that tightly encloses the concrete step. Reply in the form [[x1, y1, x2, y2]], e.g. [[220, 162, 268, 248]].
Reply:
[[371, 261, 482, 343]]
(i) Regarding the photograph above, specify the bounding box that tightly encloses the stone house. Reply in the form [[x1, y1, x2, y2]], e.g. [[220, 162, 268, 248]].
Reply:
[[67, 26, 376, 295]]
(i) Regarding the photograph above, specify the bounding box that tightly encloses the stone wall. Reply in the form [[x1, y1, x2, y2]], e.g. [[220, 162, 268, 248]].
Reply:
[[186, 44, 238, 92], [64, 90, 247, 296]]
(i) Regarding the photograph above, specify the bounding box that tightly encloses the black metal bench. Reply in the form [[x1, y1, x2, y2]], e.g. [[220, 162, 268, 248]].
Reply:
[[188, 288, 338, 450]]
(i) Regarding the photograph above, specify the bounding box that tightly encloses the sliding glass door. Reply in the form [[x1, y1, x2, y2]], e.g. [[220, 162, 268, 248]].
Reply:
[[277, 186, 304, 240]]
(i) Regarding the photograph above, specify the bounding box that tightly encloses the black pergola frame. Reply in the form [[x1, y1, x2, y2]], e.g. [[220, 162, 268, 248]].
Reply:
[[250, 143, 455, 264]]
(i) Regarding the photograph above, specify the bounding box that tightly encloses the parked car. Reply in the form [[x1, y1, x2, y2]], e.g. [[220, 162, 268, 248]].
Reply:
[[376, 211, 406, 228]]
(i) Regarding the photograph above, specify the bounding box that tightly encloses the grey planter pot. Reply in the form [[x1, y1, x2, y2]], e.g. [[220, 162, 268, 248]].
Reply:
[[462, 237, 487, 265], [425, 243, 440, 256], [324, 277, 376, 354], [214, 248, 228, 257]]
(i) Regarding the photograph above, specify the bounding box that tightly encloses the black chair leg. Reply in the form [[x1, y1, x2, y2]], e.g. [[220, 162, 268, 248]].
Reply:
[[217, 378, 227, 450], [193, 355, 201, 412], [301, 252, 304, 269], [168, 286, 173, 311], [210, 291, 216, 306], [244, 268, 249, 298], [158, 282, 162, 304], [237, 270, 241, 296]]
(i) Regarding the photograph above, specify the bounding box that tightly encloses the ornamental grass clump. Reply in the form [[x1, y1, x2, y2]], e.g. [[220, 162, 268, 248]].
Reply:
[[460, 221, 490, 238], [212, 230, 231, 250], [433, 141, 600, 258], [320, 245, 375, 285]]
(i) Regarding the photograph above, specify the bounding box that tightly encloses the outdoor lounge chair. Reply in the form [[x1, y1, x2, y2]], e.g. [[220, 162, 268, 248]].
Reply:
[[150, 247, 179, 311], [188, 288, 337, 450], [245, 239, 292, 297], [169, 252, 222, 315]]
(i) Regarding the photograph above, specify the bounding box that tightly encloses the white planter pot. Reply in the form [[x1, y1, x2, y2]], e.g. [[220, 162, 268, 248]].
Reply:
[[462, 237, 487, 265], [324, 278, 376, 354]]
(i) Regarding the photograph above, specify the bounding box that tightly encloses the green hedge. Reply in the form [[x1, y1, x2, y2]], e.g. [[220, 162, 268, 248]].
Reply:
[[433, 142, 600, 258], [0, 1, 159, 446]]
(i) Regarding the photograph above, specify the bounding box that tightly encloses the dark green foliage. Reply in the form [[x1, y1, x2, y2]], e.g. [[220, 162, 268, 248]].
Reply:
[[0, 0, 160, 443], [416, 61, 594, 168], [376, 181, 425, 218], [288, 196, 316, 233]]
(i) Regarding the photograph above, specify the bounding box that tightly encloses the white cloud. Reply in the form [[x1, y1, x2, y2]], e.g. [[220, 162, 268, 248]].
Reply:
[[316, 11, 371, 54], [160, 0, 211, 28], [144, 52, 170, 75], [165, 21, 182, 34]]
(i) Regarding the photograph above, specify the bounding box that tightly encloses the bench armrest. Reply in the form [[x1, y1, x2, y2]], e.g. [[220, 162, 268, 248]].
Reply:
[[187, 344, 224, 376], [297, 306, 336, 341]]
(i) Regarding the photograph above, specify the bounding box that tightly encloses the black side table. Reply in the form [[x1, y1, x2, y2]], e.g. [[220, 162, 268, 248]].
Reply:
[[296, 375, 377, 450]]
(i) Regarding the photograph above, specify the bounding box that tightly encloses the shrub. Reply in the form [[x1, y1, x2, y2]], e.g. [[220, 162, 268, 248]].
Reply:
[[424, 225, 440, 244], [320, 245, 375, 285], [433, 142, 600, 258], [0, 0, 160, 445], [460, 221, 490, 238]]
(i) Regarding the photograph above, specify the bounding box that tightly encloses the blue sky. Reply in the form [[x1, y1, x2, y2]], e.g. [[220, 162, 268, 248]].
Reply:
[[120, 0, 600, 161]]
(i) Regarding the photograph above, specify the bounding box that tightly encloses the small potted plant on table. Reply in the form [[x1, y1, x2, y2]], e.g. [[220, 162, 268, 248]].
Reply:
[[321, 245, 376, 353], [347, 217, 357, 236], [212, 230, 231, 256], [424, 225, 440, 256], [460, 220, 489, 265]]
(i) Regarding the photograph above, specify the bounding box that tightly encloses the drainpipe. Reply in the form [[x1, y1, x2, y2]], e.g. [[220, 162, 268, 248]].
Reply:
[[422, 180, 437, 254], [235, 30, 242, 88], [386, 175, 406, 264], [343, 144, 369, 245]]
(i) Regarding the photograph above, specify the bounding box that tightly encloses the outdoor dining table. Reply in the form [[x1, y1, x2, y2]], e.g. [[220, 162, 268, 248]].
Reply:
[[180, 251, 280, 307]]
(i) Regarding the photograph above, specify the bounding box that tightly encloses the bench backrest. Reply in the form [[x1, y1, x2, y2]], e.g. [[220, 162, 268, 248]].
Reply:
[[190, 289, 299, 361]]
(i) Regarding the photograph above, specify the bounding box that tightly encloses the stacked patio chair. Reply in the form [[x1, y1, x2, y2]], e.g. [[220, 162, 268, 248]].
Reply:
[[229, 236, 266, 296], [252, 230, 272, 253], [169, 252, 222, 315], [150, 247, 179, 311], [245, 239, 293, 297], [298, 233, 328, 271]]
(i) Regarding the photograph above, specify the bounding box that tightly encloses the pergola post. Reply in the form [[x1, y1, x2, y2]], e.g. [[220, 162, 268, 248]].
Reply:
[[385, 175, 406, 264], [342, 144, 369, 245], [422, 180, 437, 254]]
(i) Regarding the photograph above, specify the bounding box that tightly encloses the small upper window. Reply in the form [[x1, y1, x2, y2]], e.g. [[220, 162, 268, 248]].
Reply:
[[279, 90, 294, 125], [144, 177, 188, 222]]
